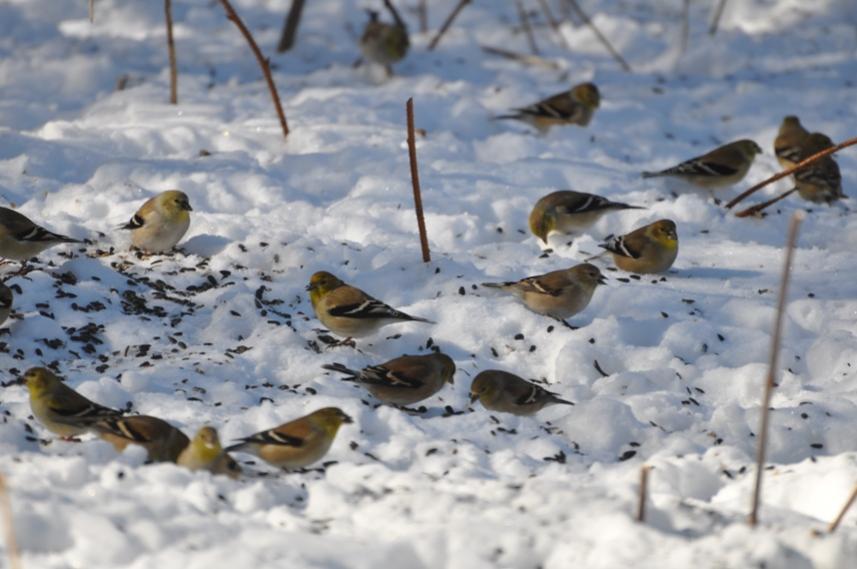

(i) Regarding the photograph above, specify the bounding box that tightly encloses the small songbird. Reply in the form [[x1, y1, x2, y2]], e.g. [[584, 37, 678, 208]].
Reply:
[[0, 207, 82, 262], [642, 139, 762, 189], [307, 271, 432, 339], [529, 190, 644, 244], [774, 116, 810, 170], [323, 352, 456, 406], [600, 219, 678, 274], [470, 370, 573, 416], [359, 1, 409, 77], [121, 190, 192, 253], [481, 263, 606, 321], [793, 133, 843, 203], [177, 426, 242, 479], [495, 82, 601, 133], [225, 407, 353, 470], [23, 367, 123, 438], [93, 415, 190, 463], [0, 282, 12, 327]]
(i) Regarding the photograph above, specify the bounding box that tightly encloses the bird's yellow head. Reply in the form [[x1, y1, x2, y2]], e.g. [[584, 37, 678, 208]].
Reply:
[[734, 139, 763, 159], [435, 353, 457, 384], [159, 190, 193, 218], [571, 82, 601, 109], [191, 426, 224, 461], [308, 407, 353, 437], [306, 271, 344, 305], [648, 219, 678, 250], [469, 372, 499, 404], [569, 263, 607, 287], [528, 205, 555, 244], [22, 367, 59, 397]]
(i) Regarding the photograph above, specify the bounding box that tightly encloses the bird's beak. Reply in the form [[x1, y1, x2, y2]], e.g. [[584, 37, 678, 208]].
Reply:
[[12, 376, 25, 386], [469, 393, 479, 404], [598, 275, 608, 285], [305, 284, 316, 292], [342, 414, 354, 424]]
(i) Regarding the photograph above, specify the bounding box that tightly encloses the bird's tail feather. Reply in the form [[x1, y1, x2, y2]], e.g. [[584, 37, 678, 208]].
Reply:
[[322, 363, 359, 379]]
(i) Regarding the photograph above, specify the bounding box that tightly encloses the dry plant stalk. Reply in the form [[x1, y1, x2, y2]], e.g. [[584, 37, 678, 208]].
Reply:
[[563, 0, 631, 71], [277, 0, 305, 53], [427, 0, 471, 51], [0, 475, 22, 569], [748, 212, 804, 527], [727, 136, 857, 213], [709, 0, 728, 36], [480, 45, 562, 70], [515, 0, 540, 55], [417, 0, 428, 34], [406, 98, 431, 263], [217, 0, 290, 138], [536, 0, 569, 48], [165, 0, 178, 105], [828, 484, 857, 533], [680, 0, 690, 54], [637, 465, 651, 523], [89, 0, 94, 23]]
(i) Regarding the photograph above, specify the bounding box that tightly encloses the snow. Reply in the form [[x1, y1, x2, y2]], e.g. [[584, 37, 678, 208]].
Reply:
[[1, 0, 857, 567]]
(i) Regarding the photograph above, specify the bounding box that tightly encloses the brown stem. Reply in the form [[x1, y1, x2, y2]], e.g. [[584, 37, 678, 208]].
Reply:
[[277, 0, 305, 53], [709, 0, 728, 36], [515, 0, 540, 55], [417, 0, 428, 34], [536, 0, 569, 48], [828, 484, 857, 533], [384, 0, 406, 29], [406, 98, 431, 263], [0, 475, 22, 569], [217, 0, 290, 138], [748, 212, 804, 527], [564, 0, 631, 71], [735, 189, 797, 218], [481, 45, 561, 70], [637, 465, 651, 523], [427, 0, 471, 51], [89, 0, 95, 23], [165, 0, 178, 105], [726, 136, 857, 210], [680, 0, 690, 53]]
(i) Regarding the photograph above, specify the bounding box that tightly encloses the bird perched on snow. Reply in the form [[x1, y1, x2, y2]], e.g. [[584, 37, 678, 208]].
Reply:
[[0, 207, 81, 262], [225, 407, 353, 470], [600, 219, 678, 274], [470, 370, 573, 416], [323, 353, 455, 407], [358, 1, 409, 77], [792, 133, 843, 203], [642, 139, 762, 189], [23, 367, 122, 439], [495, 82, 601, 133], [121, 190, 192, 253], [774, 116, 810, 170], [177, 426, 242, 479], [0, 282, 12, 327], [529, 190, 644, 244], [481, 263, 605, 322], [307, 271, 432, 339], [93, 415, 190, 463]]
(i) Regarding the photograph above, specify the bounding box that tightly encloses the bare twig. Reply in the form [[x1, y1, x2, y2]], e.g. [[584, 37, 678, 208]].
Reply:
[[481, 45, 562, 70], [828, 484, 857, 533], [0, 475, 22, 569], [217, 0, 290, 138], [735, 189, 797, 218], [748, 212, 804, 527], [537, 0, 569, 48], [709, 0, 728, 36], [417, 0, 428, 34], [515, 0, 540, 54], [563, 0, 631, 71], [384, 0, 407, 29], [727, 136, 857, 212], [89, 0, 94, 23], [277, 0, 306, 53], [427, 0, 471, 51], [406, 98, 431, 263], [637, 465, 651, 523], [165, 0, 178, 105], [680, 0, 690, 53]]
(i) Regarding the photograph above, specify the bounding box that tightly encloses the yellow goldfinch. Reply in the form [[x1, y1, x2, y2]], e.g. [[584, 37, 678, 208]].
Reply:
[[793, 133, 843, 203], [225, 407, 353, 470], [495, 82, 601, 133], [774, 116, 810, 170], [0, 207, 82, 262], [529, 190, 644, 243], [121, 190, 192, 253], [481, 263, 605, 322], [177, 426, 242, 479], [470, 370, 573, 416], [307, 271, 432, 339], [642, 139, 762, 189], [359, 1, 409, 77], [93, 415, 190, 463], [600, 219, 678, 274], [23, 367, 122, 438], [0, 282, 12, 327], [323, 352, 455, 406]]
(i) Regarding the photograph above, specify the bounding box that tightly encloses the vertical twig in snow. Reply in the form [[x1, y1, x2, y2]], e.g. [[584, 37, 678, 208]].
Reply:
[[636, 465, 651, 523], [427, 0, 471, 51], [165, 0, 178, 105], [748, 212, 804, 527], [680, 0, 690, 54], [89, 0, 94, 23], [536, 0, 569, 48], [277, 0, 306, 53], [828, 484, 857, 533], [0, 475, 22, 569], [515, 0, 540, 55], [406, 98, 431, 263], [217, 0, 290, 138], [709, 0, 728, 36], [417, 0, 428, 34], [563, 0, 631, 71]]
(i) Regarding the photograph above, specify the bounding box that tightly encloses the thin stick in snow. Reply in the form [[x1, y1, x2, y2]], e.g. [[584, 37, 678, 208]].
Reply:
[[0, 475, 22, 569], [709, 0, 728, 36], [515, 0, 540, 55], [748, 212, 803, 527], [217, 0, 290, 138], [417, 0, 428, 34], [89, 0, 94, 23], [406, 98, 431, 263], [637, 465, 651, 523], [427, 0, 471, 51], [536, 0, 569, 48], [563, 0, 631, 71], [827, 484, 857, 533], [277, 0, 306, 53], [165, 0, 178, 105], [680, 0, 690, 54]]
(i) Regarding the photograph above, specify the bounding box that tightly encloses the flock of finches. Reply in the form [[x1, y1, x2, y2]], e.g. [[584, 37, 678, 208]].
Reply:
[[3, 1, 847, 479]]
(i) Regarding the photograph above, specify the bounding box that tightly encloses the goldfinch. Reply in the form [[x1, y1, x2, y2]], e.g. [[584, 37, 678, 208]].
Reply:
[[774, 116, 810, 170], [495, 82, 601, 133], [121, 190, 192, 253], [93, 415, 190, 463], [470, 370, 573, 416], [0, 282, 12, 327], [793, 133, 843, 203], [642, 139, 762, 189], [307, 271, 432, 339], [0, 207, 82, 262], [177, 426, 242, 479], [23, 367, 122, 438], [359, 1, 409, 77], [481, 263, 605, 321], [529, 190, 644, 243], [322, 352, 455, 406], [600, 219, 678, 274], [225, 407, 353, 470]]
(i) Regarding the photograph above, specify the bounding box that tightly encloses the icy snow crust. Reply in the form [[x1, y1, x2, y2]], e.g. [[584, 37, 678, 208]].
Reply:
[[1, 0, 856, 567]]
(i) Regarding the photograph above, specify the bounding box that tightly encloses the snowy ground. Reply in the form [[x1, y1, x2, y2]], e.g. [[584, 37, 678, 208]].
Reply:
[[1, 0, 857, 567]]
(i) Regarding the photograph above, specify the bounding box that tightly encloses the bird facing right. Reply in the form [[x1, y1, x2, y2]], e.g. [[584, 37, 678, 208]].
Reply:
[[529, 190, 644, 244], [642, 139, 762, 189], [495, 82, 601, 133], [470, 370, 573, 416], [121, 190, 192, 253], [600, 219, 678, 274], [93, 415, 191, 463], [0, 207, 82, 262]]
